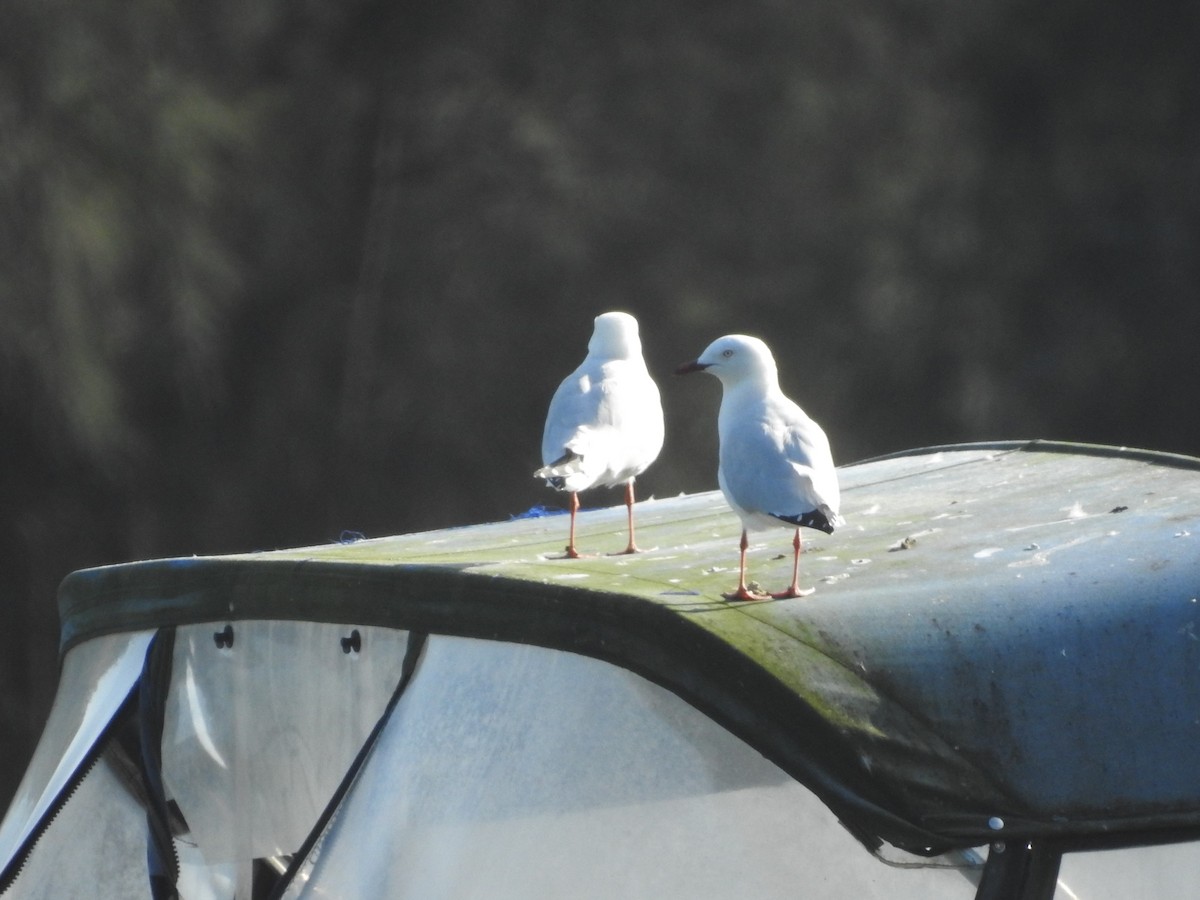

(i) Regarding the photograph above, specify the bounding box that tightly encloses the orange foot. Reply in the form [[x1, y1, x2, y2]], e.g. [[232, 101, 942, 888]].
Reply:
[[608, 543, 642, 556], [771, 586, 816, 599], [723, 586, 773, 602]]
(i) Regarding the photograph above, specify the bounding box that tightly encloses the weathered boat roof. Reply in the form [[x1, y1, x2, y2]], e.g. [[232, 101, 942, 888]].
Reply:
[[57, 440, 1200, 855]]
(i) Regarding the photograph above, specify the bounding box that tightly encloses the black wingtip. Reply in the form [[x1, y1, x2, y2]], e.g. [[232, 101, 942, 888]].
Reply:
[[772, 510, 836, 534]]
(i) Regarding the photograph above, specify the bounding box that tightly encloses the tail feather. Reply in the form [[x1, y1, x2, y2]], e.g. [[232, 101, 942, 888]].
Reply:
[[772, 505, 843, 535], [534, 450, 585, 482]]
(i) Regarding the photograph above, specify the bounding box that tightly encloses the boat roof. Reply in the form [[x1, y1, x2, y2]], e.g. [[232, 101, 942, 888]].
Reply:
[[57, 440, 1200, 855]]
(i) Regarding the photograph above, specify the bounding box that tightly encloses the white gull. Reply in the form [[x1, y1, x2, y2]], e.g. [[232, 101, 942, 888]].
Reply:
[[677, 334, 843, 600], [535, 312, 665, 557]]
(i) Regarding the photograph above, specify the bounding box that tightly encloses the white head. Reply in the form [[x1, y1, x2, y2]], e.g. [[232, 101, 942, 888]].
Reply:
[[588, 311, 642, 359], [675, 334, 778, 387]]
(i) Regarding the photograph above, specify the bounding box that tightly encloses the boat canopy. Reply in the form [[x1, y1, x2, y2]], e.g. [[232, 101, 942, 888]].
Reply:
[[2, 441, 1200, 898]]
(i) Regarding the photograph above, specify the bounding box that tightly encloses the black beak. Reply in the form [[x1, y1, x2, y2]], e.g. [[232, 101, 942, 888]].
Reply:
[[675, 360, 709, 375]]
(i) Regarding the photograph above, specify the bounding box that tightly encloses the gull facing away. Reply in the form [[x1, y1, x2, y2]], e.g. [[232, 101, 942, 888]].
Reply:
[[535, 312, 665, 558], [676, 334, 843, 600]]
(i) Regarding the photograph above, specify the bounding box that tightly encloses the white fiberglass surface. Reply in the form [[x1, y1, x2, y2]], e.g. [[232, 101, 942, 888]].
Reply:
[[284, 636, 978, 899], [1, 751, 150, 900], [0, 630, 153, 874], [161, 621, 412, 863], [1055, 841, 1200, 899]]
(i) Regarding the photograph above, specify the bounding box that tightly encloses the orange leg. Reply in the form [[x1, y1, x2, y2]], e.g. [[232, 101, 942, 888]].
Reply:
[[772, 529, 815, 599], [564, 492, 582, 558], [612, 480, 640, 555], [725, 530, 769, 601]]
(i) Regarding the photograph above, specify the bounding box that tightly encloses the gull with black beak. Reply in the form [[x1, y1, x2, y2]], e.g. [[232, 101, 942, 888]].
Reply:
[[676, 334, 842, 600], [536, 312, 664, 558]]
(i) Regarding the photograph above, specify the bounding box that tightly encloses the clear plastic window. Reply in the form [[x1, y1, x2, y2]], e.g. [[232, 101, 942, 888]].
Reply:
[[1, 750, 151, 899], [161, 621, 413, 862], [0, 630, 153, 874], [1055, 841, 1200, 899], [283, 635, 981, 898]]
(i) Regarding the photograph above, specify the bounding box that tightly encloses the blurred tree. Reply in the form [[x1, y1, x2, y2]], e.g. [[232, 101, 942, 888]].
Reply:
[[0, 0, 380, 808], [2, 0, 1199, 813]]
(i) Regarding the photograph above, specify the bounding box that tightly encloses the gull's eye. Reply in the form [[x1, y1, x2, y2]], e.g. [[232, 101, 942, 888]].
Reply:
[[721, 349, 734, 358]]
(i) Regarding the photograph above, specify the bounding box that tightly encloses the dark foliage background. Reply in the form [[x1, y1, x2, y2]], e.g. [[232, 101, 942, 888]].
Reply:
[[3, 0, 1199, 810]]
